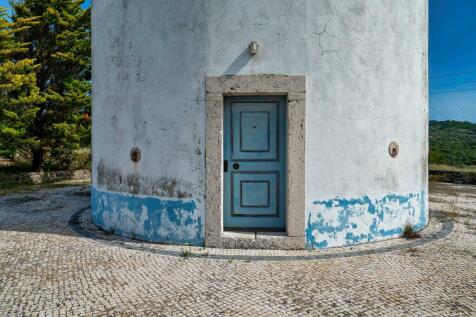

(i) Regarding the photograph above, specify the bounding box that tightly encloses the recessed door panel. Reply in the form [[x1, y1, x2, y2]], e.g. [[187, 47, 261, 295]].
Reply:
[[232, 104, 278, 161], [240, 112, 269, 152], [224, 96, 286, 230], [232, 172, 278, 216]]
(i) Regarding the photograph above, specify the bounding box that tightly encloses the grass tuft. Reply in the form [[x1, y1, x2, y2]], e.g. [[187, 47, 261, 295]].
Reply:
[[104, 228, 115, 236], [180, 245, 191, 258], [402, 222, 421, 240]]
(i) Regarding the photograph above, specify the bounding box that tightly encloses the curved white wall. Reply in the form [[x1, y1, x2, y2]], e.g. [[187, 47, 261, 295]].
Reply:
[[92, 0, 428, 248]]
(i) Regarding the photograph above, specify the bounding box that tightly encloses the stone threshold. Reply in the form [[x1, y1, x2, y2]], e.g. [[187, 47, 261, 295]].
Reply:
[[206, 231, 305, 250]]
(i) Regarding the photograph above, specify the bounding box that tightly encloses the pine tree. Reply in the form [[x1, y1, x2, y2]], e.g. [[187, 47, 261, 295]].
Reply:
[[0, 6, 43, 160], [10, 0, 91, 170]]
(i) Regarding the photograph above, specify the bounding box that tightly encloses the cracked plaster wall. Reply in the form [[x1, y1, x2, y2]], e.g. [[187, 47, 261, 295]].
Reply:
[[92, 0, 428, 247]]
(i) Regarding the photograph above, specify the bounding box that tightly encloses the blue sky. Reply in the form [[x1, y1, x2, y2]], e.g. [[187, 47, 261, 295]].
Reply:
[[0, 0, 475, 122], [430, 0, 476, 122]]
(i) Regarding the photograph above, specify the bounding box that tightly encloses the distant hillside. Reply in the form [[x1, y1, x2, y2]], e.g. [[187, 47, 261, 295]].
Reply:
[[429, 120, 476, 167]]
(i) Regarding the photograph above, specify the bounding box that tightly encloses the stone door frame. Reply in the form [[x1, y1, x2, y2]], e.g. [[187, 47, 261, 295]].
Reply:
[[205, 75, 306, 249]]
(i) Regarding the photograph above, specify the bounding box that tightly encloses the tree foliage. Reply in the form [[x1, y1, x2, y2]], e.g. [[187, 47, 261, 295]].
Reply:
[[0, 0, 91, 170], [0, 7, 43, 159], [429, 120, 476, 167]]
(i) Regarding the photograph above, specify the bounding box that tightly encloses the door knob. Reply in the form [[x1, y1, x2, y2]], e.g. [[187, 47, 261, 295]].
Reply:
[[233, 163, 240, 170]]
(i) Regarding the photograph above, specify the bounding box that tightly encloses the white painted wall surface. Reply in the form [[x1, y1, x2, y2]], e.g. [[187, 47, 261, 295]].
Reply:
[[92, 0, 428, 248]]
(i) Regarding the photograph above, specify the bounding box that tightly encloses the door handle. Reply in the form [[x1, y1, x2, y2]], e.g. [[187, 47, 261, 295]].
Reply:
[[224, 160, 228, 172], [233, 163, 240, 170]]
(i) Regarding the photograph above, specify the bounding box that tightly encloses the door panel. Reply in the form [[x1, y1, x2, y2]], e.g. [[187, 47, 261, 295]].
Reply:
[[224, 96, 286, 230], [231, 104, 278, 161], [240, 112, 269, 152], [232, 172, 278, 216]]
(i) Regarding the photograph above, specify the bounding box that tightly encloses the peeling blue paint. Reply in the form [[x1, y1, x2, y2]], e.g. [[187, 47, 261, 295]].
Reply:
[[416, 192, 428, 231], [306, 190, 427, 249], [92, 187, 204, 246]]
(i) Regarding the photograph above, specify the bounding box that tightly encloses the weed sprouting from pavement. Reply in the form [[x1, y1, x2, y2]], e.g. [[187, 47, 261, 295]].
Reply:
[[180, 245, 192, 258], [104, 228, 115, 235], [402, 222, 421, 240]]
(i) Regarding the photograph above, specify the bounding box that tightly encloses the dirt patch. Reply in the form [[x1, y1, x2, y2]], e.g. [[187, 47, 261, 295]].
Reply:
[[429, 170, 476, 185]]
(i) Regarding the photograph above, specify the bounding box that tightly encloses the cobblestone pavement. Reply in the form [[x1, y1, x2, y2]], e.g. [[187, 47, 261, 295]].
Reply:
[[0, 183, 475, 316]]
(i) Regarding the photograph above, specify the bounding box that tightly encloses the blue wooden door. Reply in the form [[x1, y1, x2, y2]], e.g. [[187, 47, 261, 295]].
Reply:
[[224, 96, 286, 230]]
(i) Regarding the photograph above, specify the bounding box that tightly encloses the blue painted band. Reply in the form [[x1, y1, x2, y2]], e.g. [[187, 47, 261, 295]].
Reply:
[[91, 187, 204, 246], [306, 190, 428, 249], [92, 186, 427, 249]]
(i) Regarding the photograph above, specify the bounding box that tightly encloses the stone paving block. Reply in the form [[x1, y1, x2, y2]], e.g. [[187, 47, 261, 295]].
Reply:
[[0, 184, 474, 316]]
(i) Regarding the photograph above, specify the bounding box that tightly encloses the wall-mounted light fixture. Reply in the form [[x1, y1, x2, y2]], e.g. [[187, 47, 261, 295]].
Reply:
[[249, 41, 260, 56]]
